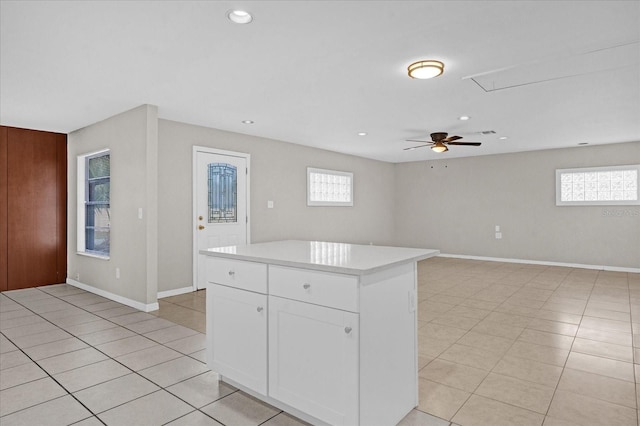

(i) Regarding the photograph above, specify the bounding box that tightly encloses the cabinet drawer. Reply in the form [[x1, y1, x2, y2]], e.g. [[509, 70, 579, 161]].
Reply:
[[206, 257, 267, 293], [269, 266, 359, 312]]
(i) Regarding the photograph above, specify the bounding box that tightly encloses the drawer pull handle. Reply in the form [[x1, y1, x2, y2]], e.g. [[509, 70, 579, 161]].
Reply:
[[228, 270, 235, 276], [344, 327, 352, 334], [303, 283, 311, 290], [257, 306, 264, 313]]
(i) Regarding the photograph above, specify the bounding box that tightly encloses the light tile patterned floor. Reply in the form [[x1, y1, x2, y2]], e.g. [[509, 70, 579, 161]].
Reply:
[[416, 257, 640, 426], [2, 257, 639, 425]]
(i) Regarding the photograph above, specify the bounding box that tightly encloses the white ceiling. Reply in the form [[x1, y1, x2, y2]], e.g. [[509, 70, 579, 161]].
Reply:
[[1, 1, 638, 163]]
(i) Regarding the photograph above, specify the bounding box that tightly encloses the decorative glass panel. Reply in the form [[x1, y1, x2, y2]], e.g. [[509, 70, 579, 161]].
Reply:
[[307, 167, 353, 206], [208, 163, 237, 223], [556, 165, 640, 206]]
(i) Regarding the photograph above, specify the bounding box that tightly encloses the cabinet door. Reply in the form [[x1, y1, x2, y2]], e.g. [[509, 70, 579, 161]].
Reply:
[[269, 296, 359, 426], [207, 284, 267, 395]]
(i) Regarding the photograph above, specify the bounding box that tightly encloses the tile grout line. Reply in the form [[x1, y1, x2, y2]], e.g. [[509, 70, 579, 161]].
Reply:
[[539, 268, 595, 422], [1, 287, 244, 425]]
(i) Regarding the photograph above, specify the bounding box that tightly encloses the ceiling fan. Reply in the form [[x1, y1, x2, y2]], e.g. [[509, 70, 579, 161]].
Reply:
[[404, 132, 481, 153]]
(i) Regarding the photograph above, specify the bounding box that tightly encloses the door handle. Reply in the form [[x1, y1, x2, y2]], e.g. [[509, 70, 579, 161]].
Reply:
[[198, 225, 205, 230]]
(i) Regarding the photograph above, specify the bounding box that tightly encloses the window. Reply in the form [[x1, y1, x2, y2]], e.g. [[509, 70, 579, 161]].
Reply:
[[556, 165, 639, 206], [307, 167, 353, 206], [77, 150, 110, 257]]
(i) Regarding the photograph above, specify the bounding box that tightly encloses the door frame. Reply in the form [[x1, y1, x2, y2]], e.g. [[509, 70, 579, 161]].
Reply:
[[192, 146, 251, 291]]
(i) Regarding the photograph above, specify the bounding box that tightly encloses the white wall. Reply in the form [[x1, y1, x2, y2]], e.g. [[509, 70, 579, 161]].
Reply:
[[67, 105, 159, 307], [157, 119, 397, 293], [394, 141, 640, 269]]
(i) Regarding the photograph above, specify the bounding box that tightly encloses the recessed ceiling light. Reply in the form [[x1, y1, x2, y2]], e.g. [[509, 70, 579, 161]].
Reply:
[[357, 132, 367, 136], [458, 116, 470, 121], [242, 120, 254, 124], [407, 60, 444, 79], [227, 10, 253, 24], [499, 136, 508, 140]]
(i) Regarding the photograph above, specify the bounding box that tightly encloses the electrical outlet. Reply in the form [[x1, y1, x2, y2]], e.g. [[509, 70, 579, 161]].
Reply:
[[75, 272, 80, 281], [495, 232, 502, 239], [267, 200, 274, 209], [116, 268, 120, 279]]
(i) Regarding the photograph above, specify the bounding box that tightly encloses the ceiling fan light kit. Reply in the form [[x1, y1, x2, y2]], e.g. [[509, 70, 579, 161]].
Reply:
[[431, 142, 448, 153], [408, 60, 444, 79], [404, 132, 482, 153]]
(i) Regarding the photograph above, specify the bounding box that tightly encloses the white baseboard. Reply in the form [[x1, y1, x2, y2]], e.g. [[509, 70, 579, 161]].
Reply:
[[438, 253, 640, 274], [158, 286, 195, 299], [66, 278, 159, 312]]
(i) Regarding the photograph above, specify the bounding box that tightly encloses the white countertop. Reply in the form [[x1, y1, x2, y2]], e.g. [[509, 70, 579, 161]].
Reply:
[[200, 240, 439, 275]]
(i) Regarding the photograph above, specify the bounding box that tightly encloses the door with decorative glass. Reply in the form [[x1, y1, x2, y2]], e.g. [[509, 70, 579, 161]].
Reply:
[[195, 149, 249, 290]]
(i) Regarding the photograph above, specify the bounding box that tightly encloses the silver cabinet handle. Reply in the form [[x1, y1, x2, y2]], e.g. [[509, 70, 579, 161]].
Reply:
[[303, 283, 311, 290], [228, 270, 235, 276], [257, 306, 264, 312], [344, 327, 352, 334]]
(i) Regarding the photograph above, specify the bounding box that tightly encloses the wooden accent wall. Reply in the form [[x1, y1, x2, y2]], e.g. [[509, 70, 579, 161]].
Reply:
[[0, 127, 7, 291], [1, 126, 67, 291]]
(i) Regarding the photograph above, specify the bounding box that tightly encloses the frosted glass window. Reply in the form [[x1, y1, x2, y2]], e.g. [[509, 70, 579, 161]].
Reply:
[[307, 167, 353, 206], [556, 165, 640, 206]]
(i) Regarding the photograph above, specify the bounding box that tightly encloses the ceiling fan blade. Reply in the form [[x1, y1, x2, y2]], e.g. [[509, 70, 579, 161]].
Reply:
[[444, 135, 463, 142], [405, 139, 430, 143], [403, 145, 431, 151], [447, 142, 482, 146]]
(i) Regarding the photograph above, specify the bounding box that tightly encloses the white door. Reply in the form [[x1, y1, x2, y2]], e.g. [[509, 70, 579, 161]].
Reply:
[[268, 296, 359, 426], [207, 284, 267, 395], [195, 148, 249, 290]]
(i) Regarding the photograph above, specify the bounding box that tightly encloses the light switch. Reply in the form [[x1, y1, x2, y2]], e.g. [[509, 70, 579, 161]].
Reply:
[[495, 225, 500, 232], [267, 201, 274, 209], [138, 208, 143, 219]]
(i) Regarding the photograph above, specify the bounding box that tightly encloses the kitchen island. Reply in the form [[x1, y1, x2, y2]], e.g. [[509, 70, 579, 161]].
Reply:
[[201, 240, 439, 426]]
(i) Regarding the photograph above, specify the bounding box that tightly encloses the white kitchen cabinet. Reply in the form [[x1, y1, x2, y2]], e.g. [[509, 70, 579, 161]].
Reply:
[[206, 283, 267, 395], [203, 240, 439, 426], [269, 295, 359, 426]]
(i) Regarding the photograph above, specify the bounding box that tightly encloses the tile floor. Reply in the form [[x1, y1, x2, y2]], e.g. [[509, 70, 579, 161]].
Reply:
[[1, 257, 639, 425]]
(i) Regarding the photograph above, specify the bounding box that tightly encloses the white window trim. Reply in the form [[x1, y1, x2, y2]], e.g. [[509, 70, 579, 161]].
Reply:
[[555, 164, 640, 206], [77, 148, 111, 259], [307, 167, 354, 207]]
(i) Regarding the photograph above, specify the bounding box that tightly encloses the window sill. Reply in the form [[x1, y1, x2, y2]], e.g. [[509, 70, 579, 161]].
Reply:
[[76, 252, 110, 261]]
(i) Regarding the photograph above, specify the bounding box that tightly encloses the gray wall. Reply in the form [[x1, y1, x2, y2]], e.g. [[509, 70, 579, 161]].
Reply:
[[67, 105, 159, 306], [394, 141, 640, 268], [68, 105, 639, 303], [157, 119, 397, 292]]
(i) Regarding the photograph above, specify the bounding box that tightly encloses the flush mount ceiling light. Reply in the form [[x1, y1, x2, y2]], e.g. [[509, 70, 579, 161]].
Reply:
[[458, 116, 470, 121], [431, 141, 449, 153], [357, 132, 367, 136], [499, 136, 508, 140], [241, 120, 254, 124], [408, 60, 444, 79], [227, 10, 253, 24]]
